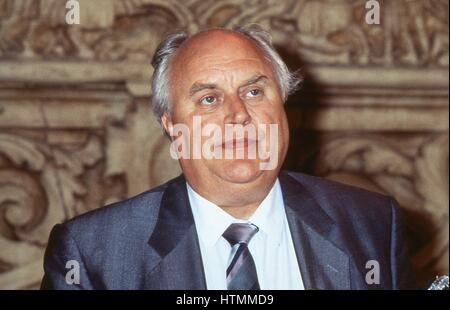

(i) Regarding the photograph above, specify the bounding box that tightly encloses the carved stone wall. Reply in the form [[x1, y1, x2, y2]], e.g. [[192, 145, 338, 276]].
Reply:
[[0, 0, 448, 289]]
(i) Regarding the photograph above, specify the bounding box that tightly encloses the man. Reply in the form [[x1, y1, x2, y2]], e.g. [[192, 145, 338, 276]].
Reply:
[[41, 25, 417, 290]]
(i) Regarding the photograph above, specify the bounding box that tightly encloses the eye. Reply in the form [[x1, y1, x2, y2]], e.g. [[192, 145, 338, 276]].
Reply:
[[246, 89, 262, 98], [200, 96, 217, 105]]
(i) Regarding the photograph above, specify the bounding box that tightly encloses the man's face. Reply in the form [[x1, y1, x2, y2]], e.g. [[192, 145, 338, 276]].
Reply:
[[162, 30, 289, 205]]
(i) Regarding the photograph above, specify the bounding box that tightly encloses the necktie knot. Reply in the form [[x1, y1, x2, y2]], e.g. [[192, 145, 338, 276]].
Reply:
[[223, 223, 259, 246]]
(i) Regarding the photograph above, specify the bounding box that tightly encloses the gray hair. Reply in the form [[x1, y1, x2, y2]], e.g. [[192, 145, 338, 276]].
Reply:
[[151, 24, 302, 125]]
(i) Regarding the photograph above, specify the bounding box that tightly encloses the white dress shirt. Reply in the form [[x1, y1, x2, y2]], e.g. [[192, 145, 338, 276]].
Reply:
[[187, 179, 305, 290]]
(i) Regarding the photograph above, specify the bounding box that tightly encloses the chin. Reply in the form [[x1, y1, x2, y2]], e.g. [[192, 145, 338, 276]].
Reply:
[[218, 160, 263, 184]]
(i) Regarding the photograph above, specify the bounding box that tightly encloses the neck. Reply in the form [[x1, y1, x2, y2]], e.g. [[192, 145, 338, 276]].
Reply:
[[187, 175, 277, 220], [220, 202, 260, 220]]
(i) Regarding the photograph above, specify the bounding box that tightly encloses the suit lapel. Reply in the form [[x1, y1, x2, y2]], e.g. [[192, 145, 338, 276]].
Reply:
[[280, 171, 351, 290], [146, 175, 207, 289]]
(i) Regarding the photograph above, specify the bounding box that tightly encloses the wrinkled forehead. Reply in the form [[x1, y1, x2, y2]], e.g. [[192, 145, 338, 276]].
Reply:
[[171, 29, 272, 76]]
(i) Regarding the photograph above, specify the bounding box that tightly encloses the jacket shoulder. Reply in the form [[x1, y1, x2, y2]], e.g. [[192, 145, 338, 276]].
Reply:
[[283, 171, 414, 289], [59, 177, 178, 242], [282, 171, 396, 224]]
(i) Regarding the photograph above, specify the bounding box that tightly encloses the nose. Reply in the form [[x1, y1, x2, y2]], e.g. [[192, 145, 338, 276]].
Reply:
[[224, 96, 251, 125]]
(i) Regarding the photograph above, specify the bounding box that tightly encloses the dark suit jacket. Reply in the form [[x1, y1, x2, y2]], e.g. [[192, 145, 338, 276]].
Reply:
[[41, 171, 417, 290]]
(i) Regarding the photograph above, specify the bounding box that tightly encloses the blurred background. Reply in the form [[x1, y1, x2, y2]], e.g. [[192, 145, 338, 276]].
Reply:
[[0, 0, 448, 289]]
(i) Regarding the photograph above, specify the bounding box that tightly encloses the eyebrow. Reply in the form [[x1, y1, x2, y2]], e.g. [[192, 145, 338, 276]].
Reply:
[[189, 83, 217, 97], [240, 74, 268, 89], [188, 74, 269, 97]]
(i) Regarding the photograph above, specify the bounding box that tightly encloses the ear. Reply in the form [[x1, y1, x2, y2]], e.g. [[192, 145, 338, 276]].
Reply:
[[161, 113, 173, 138]]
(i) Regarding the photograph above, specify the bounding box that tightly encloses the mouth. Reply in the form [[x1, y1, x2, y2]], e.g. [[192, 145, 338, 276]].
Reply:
[[220, 138, 257, 150]]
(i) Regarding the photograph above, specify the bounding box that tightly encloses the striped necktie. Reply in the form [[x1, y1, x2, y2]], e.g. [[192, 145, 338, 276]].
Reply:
[[223, 223, 260, 290]]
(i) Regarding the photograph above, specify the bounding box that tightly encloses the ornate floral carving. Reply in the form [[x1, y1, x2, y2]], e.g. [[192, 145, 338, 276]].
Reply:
[[0, 133, 102, 288], [0, 0, 448, 66]]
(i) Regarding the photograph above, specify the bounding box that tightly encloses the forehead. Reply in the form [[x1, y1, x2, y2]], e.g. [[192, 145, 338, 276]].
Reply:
[[170, 30, 274, 85]]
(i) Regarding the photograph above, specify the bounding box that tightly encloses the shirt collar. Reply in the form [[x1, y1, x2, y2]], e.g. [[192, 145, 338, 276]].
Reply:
[[187, 179, 285, 248]]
